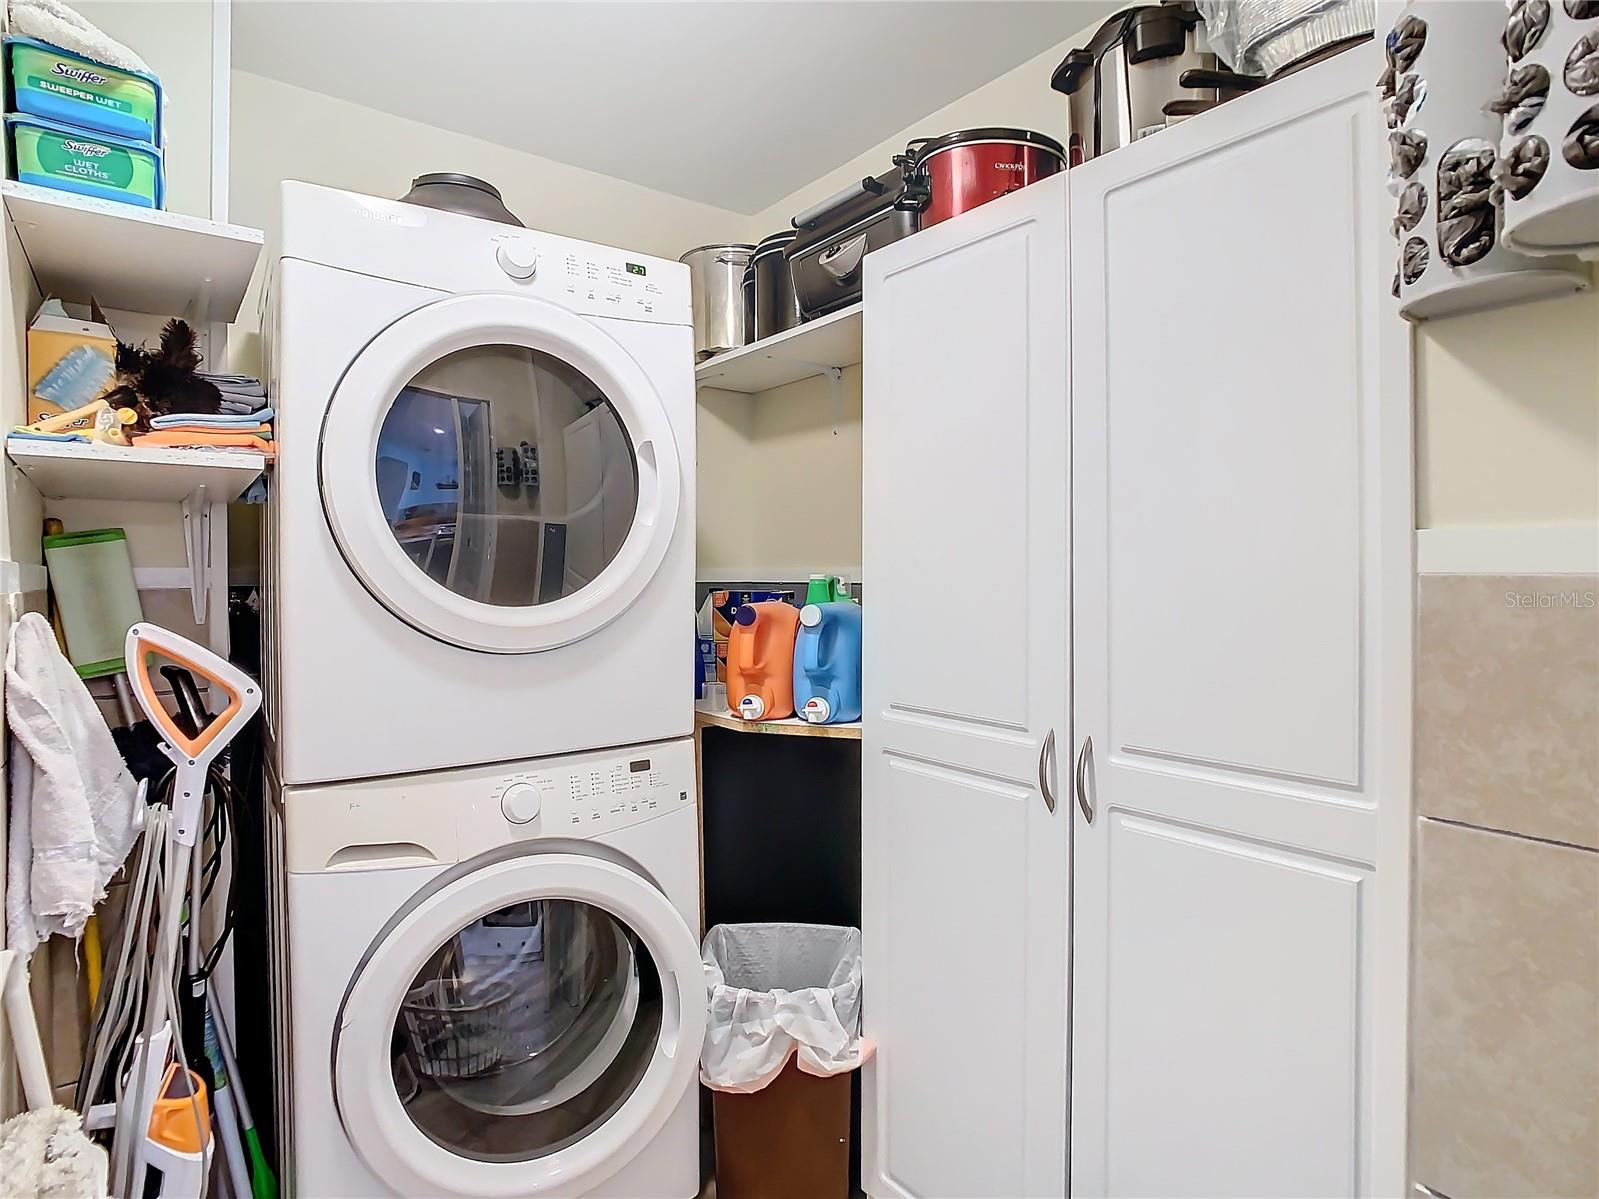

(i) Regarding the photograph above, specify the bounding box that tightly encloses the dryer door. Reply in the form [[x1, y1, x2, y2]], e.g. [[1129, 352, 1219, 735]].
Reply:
[[332, 851, 704, 1197], [320, 292, 682, 653]]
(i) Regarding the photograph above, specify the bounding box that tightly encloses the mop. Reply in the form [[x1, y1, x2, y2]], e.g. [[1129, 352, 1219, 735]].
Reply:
[[74, 624, 259, 1199]]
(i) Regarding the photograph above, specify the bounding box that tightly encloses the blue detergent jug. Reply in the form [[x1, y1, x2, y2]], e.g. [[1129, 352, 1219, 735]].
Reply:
[[793, 602, 863, 724]]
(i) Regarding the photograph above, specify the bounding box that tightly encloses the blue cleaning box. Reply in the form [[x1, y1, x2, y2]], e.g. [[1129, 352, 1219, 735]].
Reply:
[[4, 35, 162, 145]]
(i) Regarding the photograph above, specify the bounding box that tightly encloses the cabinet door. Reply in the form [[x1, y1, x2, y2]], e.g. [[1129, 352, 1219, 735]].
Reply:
[[1070, 51, 1403, 1198], [861, 176, 1070, 1199]]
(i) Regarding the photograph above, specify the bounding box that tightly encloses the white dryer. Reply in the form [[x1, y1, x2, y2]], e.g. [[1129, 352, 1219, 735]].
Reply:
[[267, 738, 704, 1198], [264, 182, 695, 785]]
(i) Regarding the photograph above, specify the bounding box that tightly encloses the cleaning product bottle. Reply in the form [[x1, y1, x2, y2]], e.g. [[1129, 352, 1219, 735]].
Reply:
[[793, 602, 863, 724], [726, 601, 801, 721], [805, 574, 847, 605]]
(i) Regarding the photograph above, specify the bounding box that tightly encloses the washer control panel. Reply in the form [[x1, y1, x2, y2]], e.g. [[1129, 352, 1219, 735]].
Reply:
[[487, 740, 694, 838]]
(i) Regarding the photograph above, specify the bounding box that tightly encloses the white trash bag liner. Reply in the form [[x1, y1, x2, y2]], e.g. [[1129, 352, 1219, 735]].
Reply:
[[701, 923, 868, 1094]]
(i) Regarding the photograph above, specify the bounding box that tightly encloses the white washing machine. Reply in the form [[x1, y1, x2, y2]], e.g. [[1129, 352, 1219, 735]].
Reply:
[[267, 737, 704, 1198], [264, 182, 696, 785]]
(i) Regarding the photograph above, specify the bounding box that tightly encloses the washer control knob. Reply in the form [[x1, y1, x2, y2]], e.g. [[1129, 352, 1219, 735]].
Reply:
[[495, 241, 538, 280], [500, 781, 542, 824]]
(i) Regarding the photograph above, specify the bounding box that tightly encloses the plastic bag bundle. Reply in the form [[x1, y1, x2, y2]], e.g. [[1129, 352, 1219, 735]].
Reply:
[[1566, 102, 1599, 169], [1388, 14, 1427, 74], [1436, 141, 1498, 265], [1388, 73, 1425, 127], [700, 923, 867, 1093], [1490, 63, 1551, 134], [1389, 129, 1428, 178], [1566, 30, 1599, 96], [1402, 235, 1430, 282], [1502, 0, 1551, 61], [1393, 181, 1428, 236], [1567, 0, 1599, 17], [1498, 134, 1552, 199]]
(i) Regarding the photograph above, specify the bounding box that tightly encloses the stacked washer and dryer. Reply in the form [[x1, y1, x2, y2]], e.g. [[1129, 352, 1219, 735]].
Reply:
[[261, 181, 704, 1198]]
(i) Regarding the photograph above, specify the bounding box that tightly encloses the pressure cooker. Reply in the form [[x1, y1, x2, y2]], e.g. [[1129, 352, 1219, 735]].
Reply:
[[1050, 2, 1261, 163]]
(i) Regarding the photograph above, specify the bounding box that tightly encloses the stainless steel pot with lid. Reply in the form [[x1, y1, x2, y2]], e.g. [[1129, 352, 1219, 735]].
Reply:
[[749, 231, 802, 342], [1050, 2, 1261, 163], [398, 173, 524, 226], [679, 244, 755, 361]]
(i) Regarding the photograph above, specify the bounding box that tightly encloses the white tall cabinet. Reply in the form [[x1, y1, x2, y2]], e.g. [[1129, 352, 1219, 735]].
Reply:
[[863, 48, 1409, 1199], [861, 175, 1070, 1199]]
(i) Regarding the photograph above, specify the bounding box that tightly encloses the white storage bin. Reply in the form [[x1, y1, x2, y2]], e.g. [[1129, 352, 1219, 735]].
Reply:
[[1384, 0, 1587, 318], [1501, 0, 1599, 255]]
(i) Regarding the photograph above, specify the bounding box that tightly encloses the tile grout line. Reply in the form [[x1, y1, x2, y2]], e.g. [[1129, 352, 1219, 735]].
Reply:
[[1420, 814, 1599, 856]]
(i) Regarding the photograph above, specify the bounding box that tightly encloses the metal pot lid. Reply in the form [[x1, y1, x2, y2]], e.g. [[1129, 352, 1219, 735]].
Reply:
[[906, 127, 1067, 164], [398, 173, 523, 226], [752, 230, 799, 260], [679, 244, 755, 262]]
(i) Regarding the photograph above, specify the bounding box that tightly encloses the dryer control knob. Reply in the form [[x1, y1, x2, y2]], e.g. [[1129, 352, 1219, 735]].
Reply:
[[500, 782, 542, 824], [495, 242, 538, 280]]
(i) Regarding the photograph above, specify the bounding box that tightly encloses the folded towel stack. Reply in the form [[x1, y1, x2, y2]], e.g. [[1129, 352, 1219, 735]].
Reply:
[[198, 372, 268, 416], [132, 406, 275, 454]]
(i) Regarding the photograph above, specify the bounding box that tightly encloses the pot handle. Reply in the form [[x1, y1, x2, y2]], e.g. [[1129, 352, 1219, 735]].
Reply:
[[893, 144, 932, 213], [818, 233, 869, 283], [791, 176, 889, 231], [1178, 67, 1265, 91]]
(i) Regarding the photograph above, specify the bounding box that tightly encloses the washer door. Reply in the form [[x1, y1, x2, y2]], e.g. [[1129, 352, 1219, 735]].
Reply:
[[333, 853, 704, 1198], [320, 292, 682, 653]]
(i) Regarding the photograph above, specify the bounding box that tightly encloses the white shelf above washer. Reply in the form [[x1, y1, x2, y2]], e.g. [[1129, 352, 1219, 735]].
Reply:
[[6, 438, 267, 503], [694, 303, 861, 395], [2, 181, 264, 322]]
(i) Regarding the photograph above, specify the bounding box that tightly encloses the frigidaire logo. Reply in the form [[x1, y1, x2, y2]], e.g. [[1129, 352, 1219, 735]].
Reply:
[[53, 62, 107, 85], [63, 140, 110, 157]]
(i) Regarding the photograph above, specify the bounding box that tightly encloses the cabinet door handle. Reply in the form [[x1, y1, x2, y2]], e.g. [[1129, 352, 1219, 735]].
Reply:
[[1074, 741, 1100, 824], [1038, 729, 1057, 814], [1075, 735, 1095, 824]]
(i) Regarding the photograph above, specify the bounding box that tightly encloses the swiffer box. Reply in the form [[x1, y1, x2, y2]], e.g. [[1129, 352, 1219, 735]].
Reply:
[[6, 113, 164, 209], [26, 299, 116, 425], [4, 36, 162, 145]]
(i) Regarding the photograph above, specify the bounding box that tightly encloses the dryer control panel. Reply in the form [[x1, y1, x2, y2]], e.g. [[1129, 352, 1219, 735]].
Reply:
[[277, 181, 693, 327]]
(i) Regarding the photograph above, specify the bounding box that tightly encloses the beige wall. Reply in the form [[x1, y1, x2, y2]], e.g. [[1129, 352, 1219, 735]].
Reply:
[[1415, 279, 1599, 529], [225, 69, 755, 375], [697, 368, 864, 581], [72, 1, 214, 219]]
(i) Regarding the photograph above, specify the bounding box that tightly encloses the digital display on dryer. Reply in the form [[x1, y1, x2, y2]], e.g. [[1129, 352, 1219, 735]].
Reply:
[[626, 263, 647, 276], [629, 759, 650, 773]]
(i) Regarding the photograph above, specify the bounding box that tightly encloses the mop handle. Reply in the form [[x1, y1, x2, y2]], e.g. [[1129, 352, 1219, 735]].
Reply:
[[123, 624, 261, 847]]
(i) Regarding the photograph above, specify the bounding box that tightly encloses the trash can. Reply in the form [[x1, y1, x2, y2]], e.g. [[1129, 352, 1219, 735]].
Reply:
[[701, 923, 867, 1199]]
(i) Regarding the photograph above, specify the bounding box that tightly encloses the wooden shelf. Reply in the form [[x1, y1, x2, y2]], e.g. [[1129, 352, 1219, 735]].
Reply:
[[2, 181, 264, 322], [6, 438, 267, 502], [696, 708, 861, 740], [694, 303, 861, 395]]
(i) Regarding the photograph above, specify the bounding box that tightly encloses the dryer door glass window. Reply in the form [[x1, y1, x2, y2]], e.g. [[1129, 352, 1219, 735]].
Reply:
[[392, 897, 661, 1160], [375, 345, 640, 608]]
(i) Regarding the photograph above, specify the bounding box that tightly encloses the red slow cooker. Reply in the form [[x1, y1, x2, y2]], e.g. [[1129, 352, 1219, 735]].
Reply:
[[896, 127, 1067, 227]]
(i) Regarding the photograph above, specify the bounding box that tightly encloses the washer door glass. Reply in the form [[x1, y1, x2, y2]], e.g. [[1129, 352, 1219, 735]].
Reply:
[[395, 898, 657, 1159], [333, 852, 704, 1198], [375, 347, 638, 608], [320, 293, 681, 654]]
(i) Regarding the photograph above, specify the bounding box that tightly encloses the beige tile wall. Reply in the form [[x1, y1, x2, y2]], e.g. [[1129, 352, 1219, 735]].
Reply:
[[1411, 573, 1599, 1199], [1415, 575, 1598, 850]]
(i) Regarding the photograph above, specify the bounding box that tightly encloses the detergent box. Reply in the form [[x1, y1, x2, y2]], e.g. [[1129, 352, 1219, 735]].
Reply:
[[6, 113, 164, 209], [4, 36, 162, 145], [26, 298, 116, 426]]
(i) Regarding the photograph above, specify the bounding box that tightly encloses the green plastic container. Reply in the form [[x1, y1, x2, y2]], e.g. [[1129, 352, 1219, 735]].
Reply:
[[6, 113, 164, 209], [42, 528, 144, 679], [4, 35, 161, 144]]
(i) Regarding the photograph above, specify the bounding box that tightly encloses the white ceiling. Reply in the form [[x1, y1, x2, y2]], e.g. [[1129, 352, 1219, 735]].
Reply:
[[232, 1, 1107, 214]]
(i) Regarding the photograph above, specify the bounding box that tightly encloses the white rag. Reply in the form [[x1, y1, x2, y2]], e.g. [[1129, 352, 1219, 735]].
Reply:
[[4, 0, 152, 74], [5, 613, 139, 957]]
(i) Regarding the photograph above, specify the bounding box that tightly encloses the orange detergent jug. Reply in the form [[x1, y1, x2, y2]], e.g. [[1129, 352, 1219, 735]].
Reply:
[[726, 601, 802, 721]]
